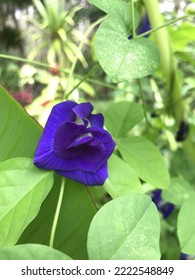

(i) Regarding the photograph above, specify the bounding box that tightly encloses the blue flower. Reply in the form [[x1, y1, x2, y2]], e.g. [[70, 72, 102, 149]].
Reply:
[[128, 14, 151, 40], [180, 253, 195, 260], [151, 190, 175, 219], [34, 101, 116, 186]]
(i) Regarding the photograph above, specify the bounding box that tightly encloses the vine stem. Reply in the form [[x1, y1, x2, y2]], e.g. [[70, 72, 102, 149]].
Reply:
[[0, 53, 133, 95], [85, 187, 99, 212], [143, 0, 195, 161], [0, 54, 60, 71], [49, 178, 66, 248], [131, 0, 136, 38], [136, 15, 188, 39], [66, 65, 100, 98]]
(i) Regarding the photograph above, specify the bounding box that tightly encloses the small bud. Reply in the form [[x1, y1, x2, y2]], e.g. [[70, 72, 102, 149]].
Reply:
[[175, 121, 189, 142]]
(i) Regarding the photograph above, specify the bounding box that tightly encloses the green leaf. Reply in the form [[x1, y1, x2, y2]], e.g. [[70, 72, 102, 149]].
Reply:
[[0, 158, 54, 248], [89, 0, 139, 30], [90, 0, 160, 82], [117, 136, 170, 189], [162, 177, 194, 206], [105, 154, 143, 198], [0, 84, 96, 259], [0, 244, 72, 260], [32, 0, 48, 21], [87, 194, 161, 260], [105, 101, 144, 138], [169, 22, 195, 52], [177, 194, 195, 255], [0, 84, 42, 161], [19, 176, 96, 260]]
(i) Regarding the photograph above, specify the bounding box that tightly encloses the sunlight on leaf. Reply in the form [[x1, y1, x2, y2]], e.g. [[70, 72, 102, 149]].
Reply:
[[162, 177, 194, 206], [0, 158, 54, 248], [87, 194, 161, 260], [90, 0, 160, 82], [0, 244, 72, 260]]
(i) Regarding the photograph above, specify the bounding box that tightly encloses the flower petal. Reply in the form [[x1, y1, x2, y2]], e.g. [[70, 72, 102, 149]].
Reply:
[[79, 137, 106, 162], [87, 127, 116, 158], [34, 100, 116, 187], [61, 136, 92, 159], [35, 134, 106, 173], [53, 121, 87, 158], [34, 150, 78, 171], [57, 163, 108, 186], [34, 101, 77, 158], [73, 102, 93, 119], [88, 113, 104, 128]]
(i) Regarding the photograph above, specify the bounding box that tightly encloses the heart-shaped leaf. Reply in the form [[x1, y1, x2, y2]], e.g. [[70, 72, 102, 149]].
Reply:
[[87, 194, 161, 260], [89, 0, 139, 31], [90, 0, 160, 82], [0, 158, 54, 248], [0, 244, 72, 260]]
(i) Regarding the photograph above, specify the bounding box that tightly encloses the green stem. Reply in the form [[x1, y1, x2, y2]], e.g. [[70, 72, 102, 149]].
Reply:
[[131, 0, 136, 38], [85, 188, 99, 211], [0, 53, 133, 95], [136, 15, 188, 39], [66, 65, 100, 98], [49, 178, 66, 248], [143, 0, 184, 122], [0, 53, 71, 75], [143, 0, 195, 161]]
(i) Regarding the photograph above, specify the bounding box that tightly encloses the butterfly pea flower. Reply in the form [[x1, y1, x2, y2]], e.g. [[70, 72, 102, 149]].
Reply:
[[151, 190, 175, 219], [128, 14, 151, 40], [34, 101, 116, 186]]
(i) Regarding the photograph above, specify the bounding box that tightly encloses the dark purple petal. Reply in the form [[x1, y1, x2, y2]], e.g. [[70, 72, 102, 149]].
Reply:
[[151, 190, 162, 205], [88, 113, 104, 128], [34, 100, 116, 187], [151, 190, 175, 219], [68, 135, 92, 148], [67, 136, 106, 162], [75, 137, 106, 162], [53, 122, 87, 158], [180, 253, 195, 260], [34, 150, 78, 171], [57, 163, 108, 186], [73, 102, 93, 119], [56, 136, 91, 159], [161, 203, 175, 219], [137, 14, 151, 37], [35, 146, 107, 173], [35, 135, 107, 173], [87, 127, 116, 158], [34, 101, 77, 159]]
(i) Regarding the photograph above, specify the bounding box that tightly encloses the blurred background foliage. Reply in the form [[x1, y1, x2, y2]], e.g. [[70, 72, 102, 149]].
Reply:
[[0, 0, 195, 259]]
